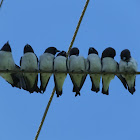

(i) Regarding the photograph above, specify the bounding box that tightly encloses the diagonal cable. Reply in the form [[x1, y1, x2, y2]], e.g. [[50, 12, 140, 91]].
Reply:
[[66, 0, 90, 56], [0, 0, 4, 8], [34, 0, 90, 140]]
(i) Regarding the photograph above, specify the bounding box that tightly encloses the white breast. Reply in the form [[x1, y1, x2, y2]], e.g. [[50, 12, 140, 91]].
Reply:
[[21, 52, 38, 70], [54, 56, 67, 71], [86, 54, 101, 72], [69, 55, 86, 72], [0, 51, 15, 70], [119, 58, 138, 72], [39, 53, 54, 71], [102, 57, 117, 72]]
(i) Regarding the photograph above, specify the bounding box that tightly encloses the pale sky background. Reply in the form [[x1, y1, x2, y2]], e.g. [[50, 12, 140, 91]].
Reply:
[[0, 0, 140, 140]]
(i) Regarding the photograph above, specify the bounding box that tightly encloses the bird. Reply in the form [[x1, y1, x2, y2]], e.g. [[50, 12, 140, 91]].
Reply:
[[39, 47, 60, 93], [20, 44, 40, 93], [101, 47, 127, 95], [68, 47, 87, 97], [53, 51, 67, 97], [0, 41, 22, 89], [119, 49, 137, 94], [86, 47, 101, 93]]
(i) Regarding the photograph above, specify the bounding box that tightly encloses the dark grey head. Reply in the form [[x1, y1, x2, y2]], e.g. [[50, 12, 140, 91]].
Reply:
[[88, 47, 98, 55], [24, 44, 34, 54], [69, 47, 79, 56], [1, 41, 11, 52], [44, 47, 60, 55], [101, 47, 116, 60], [120, 49, 131, 61], [57, 51, 66, 57]]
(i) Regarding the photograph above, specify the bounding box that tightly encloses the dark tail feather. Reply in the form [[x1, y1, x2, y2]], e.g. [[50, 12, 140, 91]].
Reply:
[[40, 85, 44, 93], [40, 84, 48, 93], [102, 87, 109, 95], [75, 91, 80, 97], [69, 74, 81, 96], [56, 94, 59, 97], [73, 86, 81, 96], [35, 86, 42, 93], [91, 83, 99, 93], [11, 73, 21, 88], [56, 90, 62, 97], [128, 87, 135, 95], [59, 90, 62, 96], [20, 76, 31, 92], [92, 87, 100, 93], [90, 76, 99, 93], [28, 86, 41, 94], [73, 86, 76, 92]]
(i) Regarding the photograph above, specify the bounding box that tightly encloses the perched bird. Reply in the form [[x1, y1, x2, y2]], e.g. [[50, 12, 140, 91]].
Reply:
[[0, 42, 22, 88], [39, 47, 60, 93], [86, 47, 101, 93], [53, 51, 67, 97], [68, 47, 87, 97], [101, 47, 127, 95], [20, 44, 40, 93], [119, 49, 137, 94]]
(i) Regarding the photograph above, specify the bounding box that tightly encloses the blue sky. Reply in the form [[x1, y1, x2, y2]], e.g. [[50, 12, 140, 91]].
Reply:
[[0, 0, 140, 140]]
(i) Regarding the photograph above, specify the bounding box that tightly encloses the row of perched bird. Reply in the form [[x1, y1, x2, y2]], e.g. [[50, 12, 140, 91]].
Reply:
[[0, 42, 138, 97]]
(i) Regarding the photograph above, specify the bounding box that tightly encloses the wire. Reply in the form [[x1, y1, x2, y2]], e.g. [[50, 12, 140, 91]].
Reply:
[[66, 0, 90, 57], [34, 0, 90, 140], [0, 0, 4, 8], [0, 70, 139, 75], [34, 88, 55, 140]]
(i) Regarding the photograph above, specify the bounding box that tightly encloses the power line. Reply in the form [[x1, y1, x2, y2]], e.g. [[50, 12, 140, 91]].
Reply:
[[34, 0, 90, 139], [66, 0, 90, 57], [0, 70, 139, 75], [0, 0, 4, 8], [34, 88, 55, 140]]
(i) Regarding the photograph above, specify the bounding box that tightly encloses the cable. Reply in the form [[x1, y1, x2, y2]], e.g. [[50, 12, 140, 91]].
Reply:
[[34, 0, 90, 140], [34, 88, 55, 140], [66, 0, 90, 56], [0, 0, 4, 8], [0, 70, 139, 75]]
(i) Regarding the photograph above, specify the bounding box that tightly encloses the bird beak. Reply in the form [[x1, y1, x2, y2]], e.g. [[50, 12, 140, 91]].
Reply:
[[57, 50, 60, 52]]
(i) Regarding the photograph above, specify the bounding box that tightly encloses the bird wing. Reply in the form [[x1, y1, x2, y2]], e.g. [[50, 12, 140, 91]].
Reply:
[[69, 74, 80, 95], [116, 62, 127, 89], [20, 57, 22, 66], [40, 74, 51, 93]]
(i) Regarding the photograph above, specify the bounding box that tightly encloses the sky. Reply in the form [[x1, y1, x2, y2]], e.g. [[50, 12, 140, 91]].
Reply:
[[0, 0, 140, 140]]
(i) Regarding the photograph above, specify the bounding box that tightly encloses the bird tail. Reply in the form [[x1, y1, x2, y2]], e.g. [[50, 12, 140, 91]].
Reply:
[[116, 74, 127, 89], [102, 87, 109, 95], [35, 86, 42, 93], [19, 75, 27, 89], [90, 75, 100, 93], [56, 90, 62, 97], [75, 91, 80, 97], [128, 87, 135, 95], [90, 76, 100, 93], [92, 86, 100, 93], [11, 74, 21, 88], [73, 86, 76, 92], [73, 86, 81, 97]]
